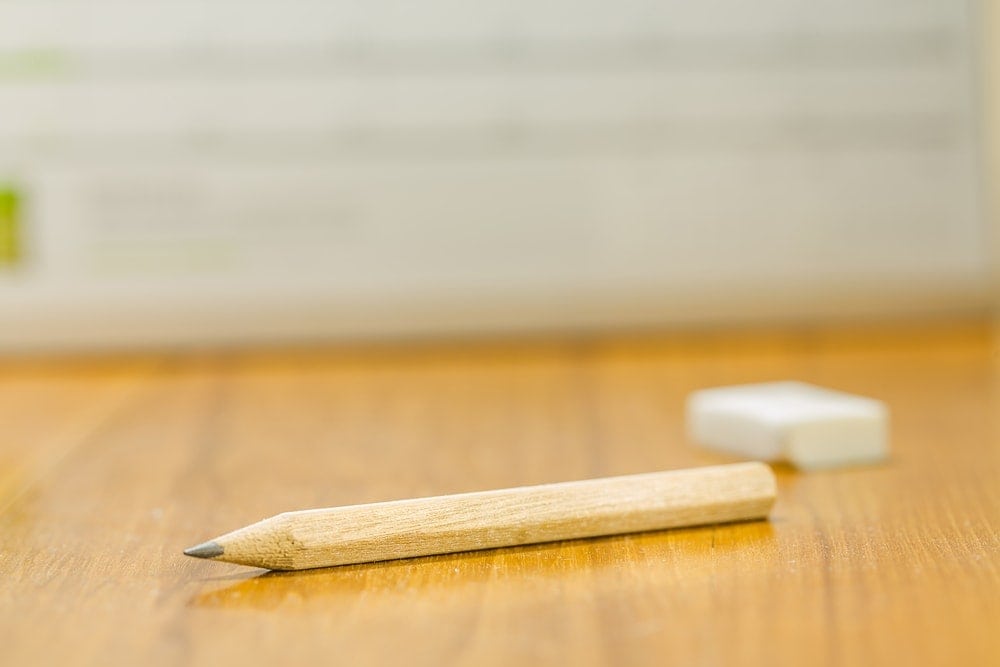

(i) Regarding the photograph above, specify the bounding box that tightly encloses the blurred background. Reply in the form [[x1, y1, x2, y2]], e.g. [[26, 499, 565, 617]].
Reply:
[[0, 0, 995, 353]]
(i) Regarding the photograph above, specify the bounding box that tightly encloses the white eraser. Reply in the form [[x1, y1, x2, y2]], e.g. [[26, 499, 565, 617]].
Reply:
[[687, 381, 889, 470]]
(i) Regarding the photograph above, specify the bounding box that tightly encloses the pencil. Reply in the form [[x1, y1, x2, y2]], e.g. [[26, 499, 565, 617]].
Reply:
[[183, 461, 776, 570]]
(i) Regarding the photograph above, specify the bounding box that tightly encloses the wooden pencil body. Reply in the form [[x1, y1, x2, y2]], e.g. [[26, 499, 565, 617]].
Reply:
[[208, 462, 775, 570]]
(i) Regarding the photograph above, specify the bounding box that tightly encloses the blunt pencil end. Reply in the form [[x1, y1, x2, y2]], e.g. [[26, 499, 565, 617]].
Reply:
[[184, 540, 224, 559]]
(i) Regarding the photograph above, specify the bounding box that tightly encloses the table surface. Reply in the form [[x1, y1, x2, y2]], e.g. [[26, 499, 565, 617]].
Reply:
[[0, 323, 997, 666]]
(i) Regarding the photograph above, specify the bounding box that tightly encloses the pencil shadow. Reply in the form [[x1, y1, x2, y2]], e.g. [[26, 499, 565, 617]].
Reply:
[[187, 520, 776, 611]]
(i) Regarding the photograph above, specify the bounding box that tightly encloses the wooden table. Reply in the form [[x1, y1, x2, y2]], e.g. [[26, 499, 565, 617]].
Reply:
[[1, 323, 997, 666]]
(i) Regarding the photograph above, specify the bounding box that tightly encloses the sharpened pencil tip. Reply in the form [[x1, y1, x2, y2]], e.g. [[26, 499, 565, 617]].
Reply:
[[184, 540, 224, 559]]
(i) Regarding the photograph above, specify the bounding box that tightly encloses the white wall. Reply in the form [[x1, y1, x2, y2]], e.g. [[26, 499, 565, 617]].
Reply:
[[988, 1, 1000, 309], [0, 1, 991, 351]]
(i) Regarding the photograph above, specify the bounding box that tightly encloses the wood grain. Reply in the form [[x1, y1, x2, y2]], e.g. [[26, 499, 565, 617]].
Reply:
[[0, 322, 997, 666]]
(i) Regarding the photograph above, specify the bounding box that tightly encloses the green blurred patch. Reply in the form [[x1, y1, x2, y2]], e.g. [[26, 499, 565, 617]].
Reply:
[[0, 187, 22, 267], [0, 49, 72, 80]]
